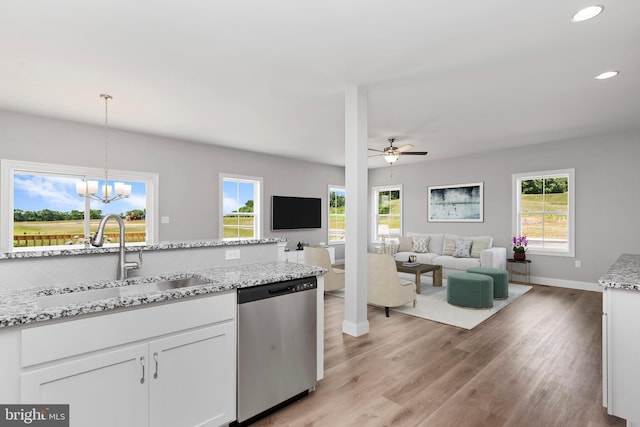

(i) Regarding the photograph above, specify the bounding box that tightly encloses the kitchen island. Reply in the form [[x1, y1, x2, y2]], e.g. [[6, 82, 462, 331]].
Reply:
[[600, 253, 640, 427], [0, 259, 326, 427], [0, 261, 324, 328]]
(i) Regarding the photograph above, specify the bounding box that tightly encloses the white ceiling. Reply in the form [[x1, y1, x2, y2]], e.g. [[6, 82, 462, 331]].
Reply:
[[1, 1, 638, 168]]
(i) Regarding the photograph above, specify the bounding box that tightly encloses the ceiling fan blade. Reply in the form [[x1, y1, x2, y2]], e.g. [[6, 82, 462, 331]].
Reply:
[[395, 144, 414, 153], [368, 153, 383, 157], [368, 148, 384, 152], [401, 151, 429, 156]]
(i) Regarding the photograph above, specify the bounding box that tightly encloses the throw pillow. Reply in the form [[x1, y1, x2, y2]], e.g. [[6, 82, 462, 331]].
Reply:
[[453, 239, 473, 258], [470, 236, 493, 258], [427, 234, 445, 254], [412, 236, 430, 253], [398, 236, 413, 252], [443, 234, 463, 256]]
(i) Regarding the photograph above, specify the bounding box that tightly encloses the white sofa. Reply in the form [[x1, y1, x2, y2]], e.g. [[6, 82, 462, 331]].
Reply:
[[393, 233, 507, 279]]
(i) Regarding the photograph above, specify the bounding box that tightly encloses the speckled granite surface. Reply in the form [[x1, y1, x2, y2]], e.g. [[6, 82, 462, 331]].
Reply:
[[0, 238, 286, 260], [599, 253, 640, 291], [0, 261, 325, 328]]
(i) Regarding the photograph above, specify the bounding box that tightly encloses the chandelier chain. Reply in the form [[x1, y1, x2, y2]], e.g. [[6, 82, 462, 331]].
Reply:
[[100, 94, 112, 189], [76, 93, 130, 204]]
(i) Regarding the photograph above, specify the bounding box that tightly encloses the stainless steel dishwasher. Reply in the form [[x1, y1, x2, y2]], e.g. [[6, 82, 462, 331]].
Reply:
[[236, 276, 317, 425]]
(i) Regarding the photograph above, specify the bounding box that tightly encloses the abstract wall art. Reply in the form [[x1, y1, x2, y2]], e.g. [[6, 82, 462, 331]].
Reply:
[[428, 182, 484, 222]]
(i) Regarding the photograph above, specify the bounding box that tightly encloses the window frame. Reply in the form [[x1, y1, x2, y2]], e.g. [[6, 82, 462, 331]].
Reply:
[[219, 173, 263, 241], [1, 159, 159, 252], [328, 185, 345, 245], [371, 184, 403, 241], [512, 168, 575, 257]]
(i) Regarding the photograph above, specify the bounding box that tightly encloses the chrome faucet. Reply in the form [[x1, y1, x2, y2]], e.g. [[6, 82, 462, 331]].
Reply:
[[90, 213, 142, 280]]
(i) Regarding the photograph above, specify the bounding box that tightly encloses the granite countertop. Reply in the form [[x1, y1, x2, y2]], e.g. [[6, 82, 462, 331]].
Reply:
[[599, 253, 640, 291], [0, 237, 287, 260], [0, 261, 326, 328]]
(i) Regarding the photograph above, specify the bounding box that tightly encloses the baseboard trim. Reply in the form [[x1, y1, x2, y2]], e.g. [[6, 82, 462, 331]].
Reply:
[[342, 319, 370, 337], [530, 276, 602, 292]]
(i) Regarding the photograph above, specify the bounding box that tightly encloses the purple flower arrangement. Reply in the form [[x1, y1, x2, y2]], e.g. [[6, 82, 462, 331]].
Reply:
[[512, 235, 528, 253]]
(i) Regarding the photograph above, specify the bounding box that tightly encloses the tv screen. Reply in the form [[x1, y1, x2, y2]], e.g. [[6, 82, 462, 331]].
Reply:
[[272, 196, 322, 230]]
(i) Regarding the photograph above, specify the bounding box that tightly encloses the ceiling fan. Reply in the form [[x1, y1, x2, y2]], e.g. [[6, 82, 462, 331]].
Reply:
[[368, 138, 428, 164]]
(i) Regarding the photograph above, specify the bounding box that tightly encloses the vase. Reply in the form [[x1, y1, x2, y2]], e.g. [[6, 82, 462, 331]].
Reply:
[[514, 252, 526, 261]]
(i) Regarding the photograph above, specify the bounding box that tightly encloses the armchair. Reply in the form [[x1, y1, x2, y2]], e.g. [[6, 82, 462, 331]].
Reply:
[[304, 246, 345, 292], [367, 253, 416, 317]]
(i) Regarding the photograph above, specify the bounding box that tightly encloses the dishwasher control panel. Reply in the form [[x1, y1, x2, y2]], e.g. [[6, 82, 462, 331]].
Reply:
[[292, 281, 316, 292], [237, 276, 317, 304]]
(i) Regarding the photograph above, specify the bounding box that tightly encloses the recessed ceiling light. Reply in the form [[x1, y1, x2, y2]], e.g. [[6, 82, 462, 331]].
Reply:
[[572, 5, 604, 22], [595, 71, 619, 80]]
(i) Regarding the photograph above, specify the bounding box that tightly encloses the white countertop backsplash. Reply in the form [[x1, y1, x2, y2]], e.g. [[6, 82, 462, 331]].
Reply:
[[0, 238, 286, 260], [0, 238, 287, 290]]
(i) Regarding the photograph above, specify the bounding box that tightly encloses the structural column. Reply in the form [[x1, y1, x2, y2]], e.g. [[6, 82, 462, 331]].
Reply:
[[342, 85, 369, 337]]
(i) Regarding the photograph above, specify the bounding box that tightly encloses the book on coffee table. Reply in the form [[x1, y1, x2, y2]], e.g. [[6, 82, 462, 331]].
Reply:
[[402, 262, 421, 267]]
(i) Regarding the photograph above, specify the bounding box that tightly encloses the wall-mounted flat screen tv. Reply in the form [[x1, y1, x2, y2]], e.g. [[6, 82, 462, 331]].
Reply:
[[272, 196, 322, 230]]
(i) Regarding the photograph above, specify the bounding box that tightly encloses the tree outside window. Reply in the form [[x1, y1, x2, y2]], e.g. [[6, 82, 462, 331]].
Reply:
[[328, 186, 345, 243], [1, 160, 155, 251], [373, 185, 402, 240], [221, 175, 261, 240], [513, 169, 574, 256]]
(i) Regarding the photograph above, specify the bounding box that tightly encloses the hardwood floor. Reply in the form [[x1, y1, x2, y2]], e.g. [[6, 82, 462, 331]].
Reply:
[[253, 285, 625, 427]]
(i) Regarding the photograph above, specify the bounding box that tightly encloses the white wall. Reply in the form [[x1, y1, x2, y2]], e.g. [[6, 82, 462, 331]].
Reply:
[[369, 129, 640, 287], [0, 110, 345, 259]]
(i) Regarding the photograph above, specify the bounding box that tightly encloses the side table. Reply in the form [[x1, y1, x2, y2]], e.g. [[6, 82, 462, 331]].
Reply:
[[506, 258, 532, 285]]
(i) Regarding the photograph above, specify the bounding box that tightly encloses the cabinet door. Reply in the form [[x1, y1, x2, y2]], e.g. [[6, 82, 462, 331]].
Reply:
[[148, 322, 236, 427], [286, 251, 299, 263], [608, 288, 640, 422], [21, 344, 148, 427]]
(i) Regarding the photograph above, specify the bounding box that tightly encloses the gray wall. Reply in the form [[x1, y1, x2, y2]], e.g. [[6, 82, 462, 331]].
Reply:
[[4, 109, 639, 285], [0, 110, 345, 257], [369, 129, 640, 286]]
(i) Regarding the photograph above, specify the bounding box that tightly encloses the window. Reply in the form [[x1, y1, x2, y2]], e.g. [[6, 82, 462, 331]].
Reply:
[[328, 186, 345, 244], [372, 185, 402, 240], [220, 174, 262, 240], [512, 169, 575, 257], [1, 159, 158, 252]]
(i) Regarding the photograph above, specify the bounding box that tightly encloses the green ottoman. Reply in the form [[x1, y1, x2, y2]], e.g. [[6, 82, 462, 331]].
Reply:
[[467, 267, 509, 300], [447, 272, 494, 309]]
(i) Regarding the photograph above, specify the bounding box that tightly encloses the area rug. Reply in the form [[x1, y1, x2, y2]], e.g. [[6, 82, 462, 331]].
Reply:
[[327, 282, 532, 330]]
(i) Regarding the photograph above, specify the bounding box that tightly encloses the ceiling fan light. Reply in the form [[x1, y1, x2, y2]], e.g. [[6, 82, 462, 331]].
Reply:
[[572, 5, 604, 22], [384, 152, 399, 164]]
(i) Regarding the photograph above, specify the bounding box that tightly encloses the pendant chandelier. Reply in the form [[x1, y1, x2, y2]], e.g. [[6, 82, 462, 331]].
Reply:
[[76, 94, 131, 204]]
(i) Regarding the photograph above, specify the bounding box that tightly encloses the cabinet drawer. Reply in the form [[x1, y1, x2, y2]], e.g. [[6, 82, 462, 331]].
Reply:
[[22, 291, 236, 367]]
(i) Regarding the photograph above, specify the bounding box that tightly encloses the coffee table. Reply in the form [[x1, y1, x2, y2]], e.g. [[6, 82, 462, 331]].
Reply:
[[395, 261, 443, 293]]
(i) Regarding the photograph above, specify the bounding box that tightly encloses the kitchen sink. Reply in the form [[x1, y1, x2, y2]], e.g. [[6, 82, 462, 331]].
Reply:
[[36, 276, 211, 309]]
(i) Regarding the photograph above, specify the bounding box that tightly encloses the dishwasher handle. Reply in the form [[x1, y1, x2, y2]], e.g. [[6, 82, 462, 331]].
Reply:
[[268, 286, 294, 296]]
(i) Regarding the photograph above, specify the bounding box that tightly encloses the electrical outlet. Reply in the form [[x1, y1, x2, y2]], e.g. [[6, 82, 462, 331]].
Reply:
[[225, 249, 240, 260], [161, 216, 170, 224], [575, 260, 581, 268]]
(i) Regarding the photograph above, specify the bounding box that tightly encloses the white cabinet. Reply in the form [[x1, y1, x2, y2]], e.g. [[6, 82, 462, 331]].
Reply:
[[286, 246, 335, 265], [149, 323, 235, 427], [286, 249, 305, 263], [18, 292, 236, 427], [21, 344, 149, 427], [603, 287, 640, 426]]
